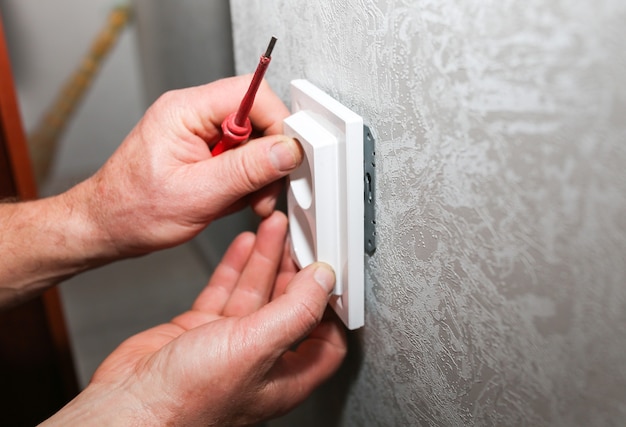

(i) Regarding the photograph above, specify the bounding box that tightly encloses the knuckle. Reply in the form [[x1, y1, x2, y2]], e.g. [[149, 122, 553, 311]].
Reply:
[[292, 298, 324, 332], [234, 152, 268, 192], [154, 88, 178, 106]]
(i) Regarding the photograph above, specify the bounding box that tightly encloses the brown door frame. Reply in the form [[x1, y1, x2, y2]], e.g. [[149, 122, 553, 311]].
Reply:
[[0, 14, 79, 425]]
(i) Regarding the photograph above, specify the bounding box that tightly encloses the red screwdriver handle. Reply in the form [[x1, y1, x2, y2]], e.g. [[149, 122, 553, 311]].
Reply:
[[211, 112, 252, 156]]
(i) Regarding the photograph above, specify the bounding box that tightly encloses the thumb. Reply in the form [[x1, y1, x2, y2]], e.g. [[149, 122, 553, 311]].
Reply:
[[241, 262, 335, 359], [204, 135, 303, 205]]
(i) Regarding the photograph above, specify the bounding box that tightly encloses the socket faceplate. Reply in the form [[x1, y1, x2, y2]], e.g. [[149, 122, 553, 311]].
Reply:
[[284, 79, 364, 330]]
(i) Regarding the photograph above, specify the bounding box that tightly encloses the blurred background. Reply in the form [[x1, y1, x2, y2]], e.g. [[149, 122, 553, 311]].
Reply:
[[4, 1, 625, 425], [1, 0, 250, 388]]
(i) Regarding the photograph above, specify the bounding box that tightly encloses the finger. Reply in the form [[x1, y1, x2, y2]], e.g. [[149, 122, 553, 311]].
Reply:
[[271, 239, 298, 301], [249, 179, 284, 218], [262, 314, 347, 410], [142, 75, 289, 155], [186, 135, 303, 216], [192, 231, 256, 313], [207, 179, 281, 220], [203, 76, 290, 136], [223, 211, 288, 316], [240, 262, 336, 360], [174, 76, 289, 143]]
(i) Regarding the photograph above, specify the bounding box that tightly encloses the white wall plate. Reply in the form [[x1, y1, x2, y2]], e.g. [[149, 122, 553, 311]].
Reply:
[[284, 79, 364, 330]]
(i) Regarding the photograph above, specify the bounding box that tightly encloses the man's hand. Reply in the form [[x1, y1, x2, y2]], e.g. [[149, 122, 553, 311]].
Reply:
[[70, 75, 301, 258], [43, 212, 347, 426], [0, 76, 301, 305]]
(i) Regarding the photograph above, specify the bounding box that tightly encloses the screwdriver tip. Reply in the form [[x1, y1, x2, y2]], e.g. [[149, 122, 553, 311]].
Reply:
[[264, 36, 278, 58]]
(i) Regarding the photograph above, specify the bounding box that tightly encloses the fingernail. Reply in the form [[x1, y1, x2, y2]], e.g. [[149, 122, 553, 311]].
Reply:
[[314, 263, 335, 294], [270, 138, 300, 172]]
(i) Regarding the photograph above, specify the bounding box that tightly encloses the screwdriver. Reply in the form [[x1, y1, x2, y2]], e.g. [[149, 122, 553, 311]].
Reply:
[[211, 36, 278, 156]]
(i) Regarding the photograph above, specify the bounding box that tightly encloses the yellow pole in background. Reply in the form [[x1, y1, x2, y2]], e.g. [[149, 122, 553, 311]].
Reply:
[[28, 4, 132, 186]]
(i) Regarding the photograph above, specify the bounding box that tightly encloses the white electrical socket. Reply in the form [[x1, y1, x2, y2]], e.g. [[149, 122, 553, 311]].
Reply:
[[284, 79, 364, 330]]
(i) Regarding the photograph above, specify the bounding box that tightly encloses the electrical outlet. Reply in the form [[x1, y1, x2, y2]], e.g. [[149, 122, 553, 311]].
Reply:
[[284, 79, 364, 330]]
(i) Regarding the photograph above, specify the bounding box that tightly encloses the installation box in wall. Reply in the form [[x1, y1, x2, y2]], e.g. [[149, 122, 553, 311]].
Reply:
[[284, 79, 372, 330]]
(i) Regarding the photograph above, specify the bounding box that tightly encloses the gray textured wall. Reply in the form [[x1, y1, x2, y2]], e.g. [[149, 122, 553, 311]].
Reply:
[[231, 1, 626, 425]]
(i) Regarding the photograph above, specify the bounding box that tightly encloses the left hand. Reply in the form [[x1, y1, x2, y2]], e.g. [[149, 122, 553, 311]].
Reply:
[[44, 211, 347, 426]]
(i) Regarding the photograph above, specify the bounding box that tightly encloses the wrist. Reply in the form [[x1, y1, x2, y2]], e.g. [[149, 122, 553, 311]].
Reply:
[[60, 179, 121, 261], [40, 383, 157, 426]]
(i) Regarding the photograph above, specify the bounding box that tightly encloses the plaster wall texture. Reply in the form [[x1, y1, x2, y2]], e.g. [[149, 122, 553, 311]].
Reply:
[[231, 1, 626, 425]]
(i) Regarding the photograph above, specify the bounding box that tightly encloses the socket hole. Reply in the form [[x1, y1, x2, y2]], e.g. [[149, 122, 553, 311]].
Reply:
[[288, 206, 315, 268], [289, 139, 313, 209]]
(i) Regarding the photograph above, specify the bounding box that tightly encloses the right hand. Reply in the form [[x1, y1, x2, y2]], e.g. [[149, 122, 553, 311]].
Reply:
[[66, 75, 301, 259]]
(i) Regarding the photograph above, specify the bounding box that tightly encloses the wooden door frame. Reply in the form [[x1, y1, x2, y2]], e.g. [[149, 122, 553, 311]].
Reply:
[[0, 14, 79, 424]]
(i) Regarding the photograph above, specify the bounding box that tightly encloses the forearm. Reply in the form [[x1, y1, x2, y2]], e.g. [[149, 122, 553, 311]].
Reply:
[[40, 384, 159, 426], [0, 182, 114, 308]]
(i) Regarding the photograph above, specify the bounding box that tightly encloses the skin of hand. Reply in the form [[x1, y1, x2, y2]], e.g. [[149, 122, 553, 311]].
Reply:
[[42, 211, 347, 426], [67, 75, 302, 259], [0, 76, 303, 306]]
